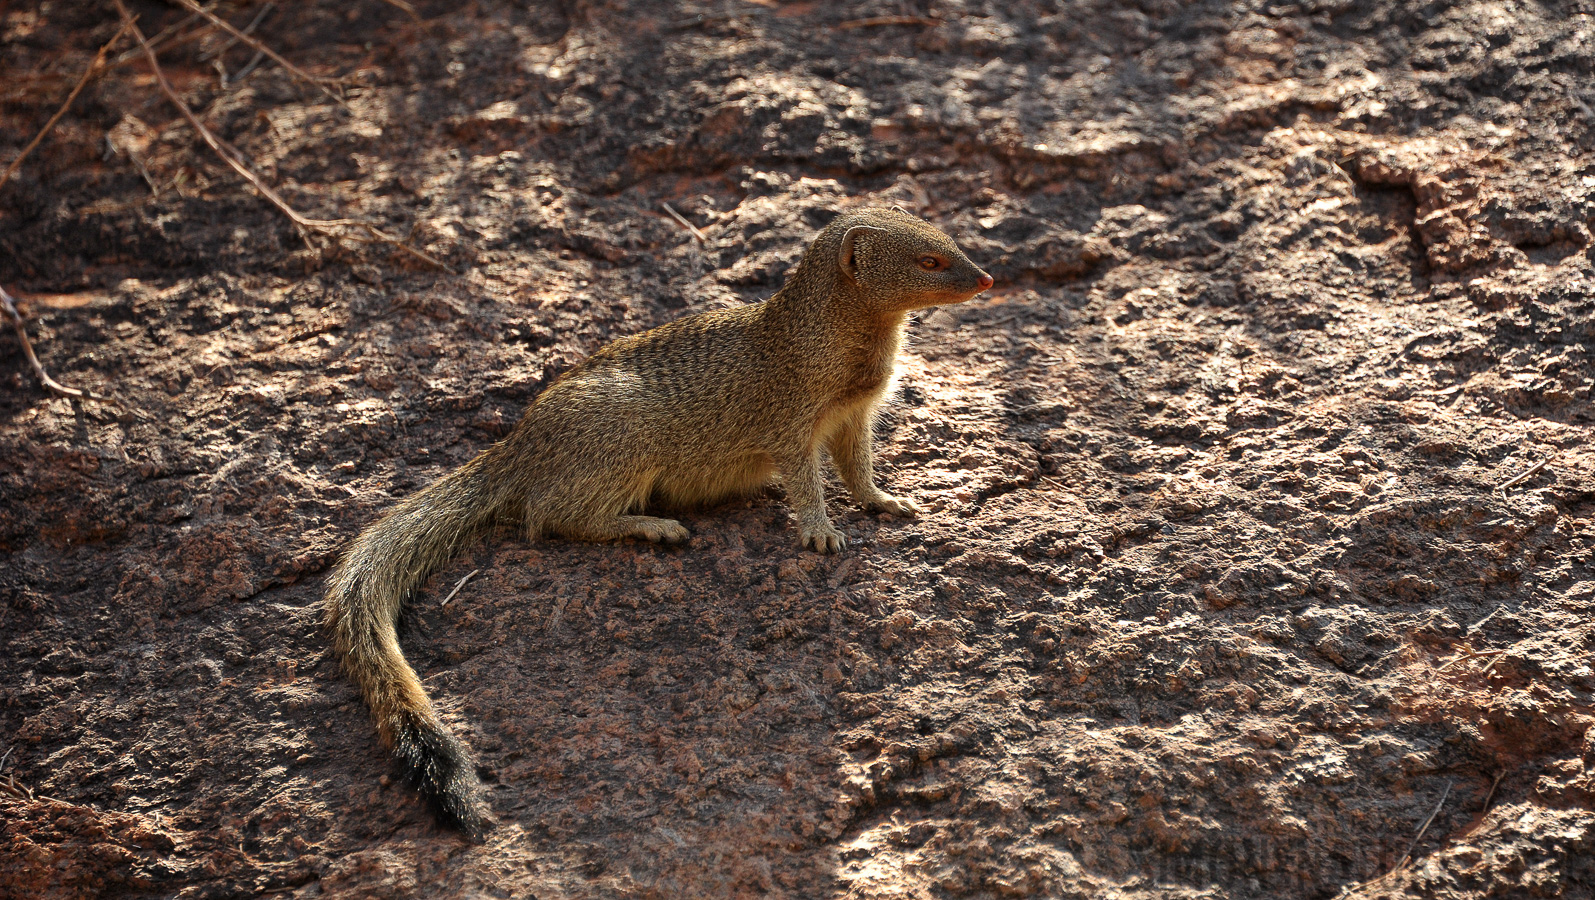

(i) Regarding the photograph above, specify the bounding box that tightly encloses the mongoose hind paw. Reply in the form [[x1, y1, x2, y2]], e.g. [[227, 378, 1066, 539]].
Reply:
[[801, 522, 847, 554], [626, 515, 690, 544], [868, 494, 922, 518]]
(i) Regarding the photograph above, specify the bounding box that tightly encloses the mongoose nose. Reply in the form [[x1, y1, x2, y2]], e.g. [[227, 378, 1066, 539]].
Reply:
[[976, 273, 994, 291]]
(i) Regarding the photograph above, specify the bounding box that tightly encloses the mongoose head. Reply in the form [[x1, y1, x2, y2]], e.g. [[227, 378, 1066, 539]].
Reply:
[[829, 207, 993, 312]]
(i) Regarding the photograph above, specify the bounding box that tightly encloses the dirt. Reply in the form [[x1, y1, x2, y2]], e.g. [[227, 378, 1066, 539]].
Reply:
[[2, 0, 1594, 897]]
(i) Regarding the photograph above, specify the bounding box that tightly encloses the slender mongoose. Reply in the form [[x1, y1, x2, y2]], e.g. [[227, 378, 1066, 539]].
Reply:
[[324, 206, 993, 837]]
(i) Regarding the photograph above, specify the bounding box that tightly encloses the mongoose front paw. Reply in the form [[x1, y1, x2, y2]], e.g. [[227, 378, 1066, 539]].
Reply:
[[801, 522, 846, 554], [868, 494, 922, 518]]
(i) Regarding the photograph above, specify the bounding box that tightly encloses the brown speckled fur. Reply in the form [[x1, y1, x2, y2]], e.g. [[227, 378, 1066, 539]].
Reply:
[[324, 207, 991, 837]]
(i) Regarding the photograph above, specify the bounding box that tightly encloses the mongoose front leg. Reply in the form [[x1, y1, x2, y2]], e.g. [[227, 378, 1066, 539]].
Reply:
[[827, 413, 922, 518], [780, 451, 846, 553]]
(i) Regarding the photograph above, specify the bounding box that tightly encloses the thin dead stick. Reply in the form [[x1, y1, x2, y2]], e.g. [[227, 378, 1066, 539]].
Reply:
[[671, 9, 766, 29], [1467, 605, 1503, 634], [0, 773, 30, 800], [346, 223, 454, 271], [837, 15, 942, 29], [197, 1, 273, 62], [1, 285, 115, 406], [660, 201, 706, 242], [440, 569, 480, 607], [234, 47, 269, 82], [167, 0, 350, 109], [1394, 779, 1453, 870], [1437, 649, 1506, 672], [0, 18, 136, 193], [375, 0, 421, 20], [113, 134, 163, 197], [110, 1, 219, 69], [0, 771, 65, 805], [116, 0, 451, 272], [1480, 771, 1505, 813], [1497, 458, 1550, 492], [120, 0, 358, 230]]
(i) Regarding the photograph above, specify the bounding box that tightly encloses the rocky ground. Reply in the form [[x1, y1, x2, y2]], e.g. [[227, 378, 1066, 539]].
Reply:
[[3, 0, 1594, 897]]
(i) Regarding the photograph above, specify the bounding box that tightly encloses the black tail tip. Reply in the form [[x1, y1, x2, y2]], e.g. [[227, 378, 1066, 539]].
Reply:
[[432, 789, 491, 844], [392, 720, 493, 842]]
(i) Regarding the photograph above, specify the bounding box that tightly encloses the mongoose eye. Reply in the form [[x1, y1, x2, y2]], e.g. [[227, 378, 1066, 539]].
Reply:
[[918, 256, 941, 271]]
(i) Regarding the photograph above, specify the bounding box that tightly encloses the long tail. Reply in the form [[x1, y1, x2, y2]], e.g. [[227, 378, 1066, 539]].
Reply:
[[324, 453, 505, 839]]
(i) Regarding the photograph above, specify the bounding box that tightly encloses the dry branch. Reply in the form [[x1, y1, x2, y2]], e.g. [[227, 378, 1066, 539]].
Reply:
[[1481, 771, 1505, 813], [167, 0, 350, 109], [1, 286, 117, 406], [196, 1, 272, 62], [1437, 648, 1505, 672], [109, 1, 220, 69], [670, 9, 768, 29], [1394, 779, 1453, 871], [440, 569, 480, 607], [114, 0, 452, 272], [1466, 605, 1503, 634], [661, 201, 707, 243], [0, 18, 136, 193], [836, 16, 942, 29], [375, 0, 420, 20], [1497, 457, 1550, 492], [0, 772, 32, 801]]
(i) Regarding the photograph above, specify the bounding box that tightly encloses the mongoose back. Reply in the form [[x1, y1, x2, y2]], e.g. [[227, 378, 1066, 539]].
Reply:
[[324, 206, 992, 837]]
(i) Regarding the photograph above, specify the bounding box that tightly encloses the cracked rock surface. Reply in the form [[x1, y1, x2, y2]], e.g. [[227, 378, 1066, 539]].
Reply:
[[2, 1, 1594, 897]]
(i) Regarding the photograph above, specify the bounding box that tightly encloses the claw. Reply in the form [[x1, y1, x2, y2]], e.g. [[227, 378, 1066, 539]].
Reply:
[[869, 494, 922, 518], [801, 521, 846, 553], [628, 516, 689, 544]]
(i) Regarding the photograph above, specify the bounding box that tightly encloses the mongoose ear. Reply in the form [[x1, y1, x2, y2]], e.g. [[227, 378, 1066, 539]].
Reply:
[[839, 225, 888, 284]]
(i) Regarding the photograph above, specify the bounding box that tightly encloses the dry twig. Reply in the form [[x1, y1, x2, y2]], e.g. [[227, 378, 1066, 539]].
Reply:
[[440, 569, 480, 607], [2, 286, 117, 406], [836, 15, 942, 29], [168, 0, 350, 109], [670, 9, 767, 29], [234, 49, 269, 82], [0, 772, 32, 801], [110, 1, 219, 69], [0, 771, 65, 805], [1481, 771, 1505, 813], [660, 201, 707, 243], [1467, 605, 1503, 634], [196, 1, 272, 62], [0, 18, 136, 193], [1438, 648, 1506, 672], [115, 0, 452, 271], [375, 0, 421, 21], [1394, 779, 1453, 871], [1497, 457, 1550, 493]]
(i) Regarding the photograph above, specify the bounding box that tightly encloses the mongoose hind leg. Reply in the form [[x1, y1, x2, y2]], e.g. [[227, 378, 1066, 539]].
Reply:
[[826, 412, 922, 518], [559, 514, 690, 545], [617, 515, 690, 544]]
